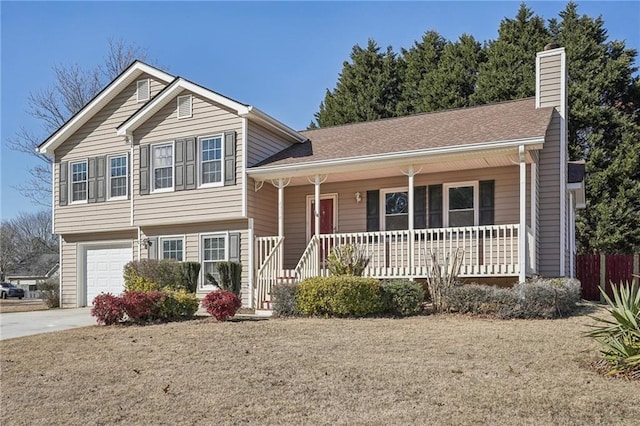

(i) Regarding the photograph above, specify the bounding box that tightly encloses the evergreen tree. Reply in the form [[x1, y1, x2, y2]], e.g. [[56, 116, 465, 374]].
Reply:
[[419, 34, 484, 111], [552, 2, 640, 252], [472, 3, 550, 104], [312, 39, 401, 128], [396, 30, 446, 115]]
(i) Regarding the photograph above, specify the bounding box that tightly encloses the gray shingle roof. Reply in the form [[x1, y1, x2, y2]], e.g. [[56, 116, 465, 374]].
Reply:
[[254, 98, 554, 168], [7, 253, 59, 278]]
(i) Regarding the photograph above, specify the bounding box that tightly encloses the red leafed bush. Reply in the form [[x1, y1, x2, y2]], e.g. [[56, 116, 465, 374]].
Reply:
[[91, 293, 125, 325], [122, 290, 165, 323], [201, 290, 241, 321]]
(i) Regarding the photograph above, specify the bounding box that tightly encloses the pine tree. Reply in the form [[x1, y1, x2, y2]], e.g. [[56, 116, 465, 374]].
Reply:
[[396, 30, 446, 115], [418, 34, 484, 111], [312, 39, 401, 128], [472, 3, 550, 105], [552, 2, 640, 252]]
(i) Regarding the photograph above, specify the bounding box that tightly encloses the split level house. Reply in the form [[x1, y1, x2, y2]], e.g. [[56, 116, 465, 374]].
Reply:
[[39, 45, 585, 311]]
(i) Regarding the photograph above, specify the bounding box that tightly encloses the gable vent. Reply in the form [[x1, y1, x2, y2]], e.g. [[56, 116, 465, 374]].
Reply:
[[137, 79, 150, 102], [177, 94, 192, 119]]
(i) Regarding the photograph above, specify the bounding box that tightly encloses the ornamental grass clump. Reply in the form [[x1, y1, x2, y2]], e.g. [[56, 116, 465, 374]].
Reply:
[[425, 249, 464, 313], [586, 280, 640, 379]]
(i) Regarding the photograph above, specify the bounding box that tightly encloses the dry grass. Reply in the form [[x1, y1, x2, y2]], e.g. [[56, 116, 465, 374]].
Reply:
[[0, 299, 49, 313], [1, 307, 638, 425]]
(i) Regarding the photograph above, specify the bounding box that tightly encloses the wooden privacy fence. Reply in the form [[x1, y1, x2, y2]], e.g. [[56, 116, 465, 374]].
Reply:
[[576, 254, 640, 301]]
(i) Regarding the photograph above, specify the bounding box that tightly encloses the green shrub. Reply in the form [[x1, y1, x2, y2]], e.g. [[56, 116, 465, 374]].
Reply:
[[180, 262, 201, 293], [123, 259, 184, 291], [327, 244, 370, 276], [296, 276, 382, 317], [442, 278, 580, 319], [206, 261, 242, 297], [272, 283, 299, 317], [160, 289, 199, 320], [37, 279, 60, 308], [380, 279, 424, 316], [586, 281, 640, 377], [125, 276, 160, 292]]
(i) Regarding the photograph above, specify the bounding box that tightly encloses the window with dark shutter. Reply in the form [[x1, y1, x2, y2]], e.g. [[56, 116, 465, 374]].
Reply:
[[366, 190, 380, 231], [414, 186, 427, 229], [479, 180, 495, 225], [59, 162, 68, 206], [139, 145, 150, 195], [224, 131, 236, 186]]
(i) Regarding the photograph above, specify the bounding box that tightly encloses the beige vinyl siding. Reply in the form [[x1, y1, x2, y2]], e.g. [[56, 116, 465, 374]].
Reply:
[[139, 220, 251, 306], [53, 74, 168, 234], [246, 121, 293, 167], [247, 177, 278, 237], [539, 55, 562, 108], [281, 166, 527, 269], [60, 230, 136, 308], [538, 112, 561, 276], [133, 90, 244, 225]]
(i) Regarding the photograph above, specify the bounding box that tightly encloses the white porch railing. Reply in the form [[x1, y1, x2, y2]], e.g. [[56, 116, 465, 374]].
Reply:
[[254, 224, 531, 307], [254, 236, 284, 310]]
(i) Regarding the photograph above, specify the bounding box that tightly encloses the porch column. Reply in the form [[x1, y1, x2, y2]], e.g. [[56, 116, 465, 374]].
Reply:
[[407, 166, 415, 230], [402, 165, 420, 277], [314, 176, 321, 237], [530, 158, 538, 274], [519, 146, 527, 283], [271, 178, 291, 270]]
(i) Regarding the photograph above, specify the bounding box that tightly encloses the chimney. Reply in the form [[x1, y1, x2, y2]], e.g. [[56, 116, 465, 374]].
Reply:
[[536, 45, 566, 113]]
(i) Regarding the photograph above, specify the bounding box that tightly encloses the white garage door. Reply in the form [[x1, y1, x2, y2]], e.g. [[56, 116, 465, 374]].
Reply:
[[85, 245, 132, 305]]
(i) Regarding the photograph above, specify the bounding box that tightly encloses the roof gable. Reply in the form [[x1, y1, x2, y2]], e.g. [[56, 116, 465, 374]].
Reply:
[[38, 61, 174, 156]]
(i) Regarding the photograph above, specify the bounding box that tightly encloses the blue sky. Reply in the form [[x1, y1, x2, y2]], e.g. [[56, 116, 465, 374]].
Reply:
[[1, 1, 639, 222]]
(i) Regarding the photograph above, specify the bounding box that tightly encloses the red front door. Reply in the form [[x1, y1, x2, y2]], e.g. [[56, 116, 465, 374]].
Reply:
[[311, 198, 334, 235]]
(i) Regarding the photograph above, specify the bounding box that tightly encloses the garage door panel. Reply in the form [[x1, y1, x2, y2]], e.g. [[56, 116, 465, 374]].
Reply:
[[85, 245, 132, 305]]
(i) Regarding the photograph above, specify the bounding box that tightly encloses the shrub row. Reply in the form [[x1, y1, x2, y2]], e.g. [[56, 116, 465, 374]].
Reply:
[[91, 290, 199, 325], [442, 278, 581, 319], [273, 277, 424, 318], [123, 259, 200, 293]]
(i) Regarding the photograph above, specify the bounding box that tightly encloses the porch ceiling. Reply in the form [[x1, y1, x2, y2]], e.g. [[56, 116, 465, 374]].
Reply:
[[250, 144, 539, 186]]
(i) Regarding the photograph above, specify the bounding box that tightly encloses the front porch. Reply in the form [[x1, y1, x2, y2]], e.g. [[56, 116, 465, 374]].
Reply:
[[254, 224, 535, 310]]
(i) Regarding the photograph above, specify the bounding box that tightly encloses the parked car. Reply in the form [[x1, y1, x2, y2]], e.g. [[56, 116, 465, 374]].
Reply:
[[0, 282, 25, 299]]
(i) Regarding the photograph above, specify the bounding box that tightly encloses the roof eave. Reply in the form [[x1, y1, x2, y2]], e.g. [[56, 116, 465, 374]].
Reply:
[[242, 106, 307, 143], [247, 136, 545, 180]]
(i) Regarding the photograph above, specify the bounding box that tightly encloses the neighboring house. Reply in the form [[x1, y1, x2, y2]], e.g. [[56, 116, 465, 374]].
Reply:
[[38, 45, 585, 311], [6, 253, 59, 291]]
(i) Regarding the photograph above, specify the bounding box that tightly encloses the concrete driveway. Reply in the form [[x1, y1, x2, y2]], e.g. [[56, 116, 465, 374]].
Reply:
[[0, 307, 96, 340]]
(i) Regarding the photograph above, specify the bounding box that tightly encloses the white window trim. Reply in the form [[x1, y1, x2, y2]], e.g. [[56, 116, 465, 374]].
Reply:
[[177, 94, 192, 119], [199, 232, 229, 289], [70, 160, 88, 204], [158, 235, 186, 262], [443, 181, 479, 227], [107, 154, 128, 201], [198, 134, 225, 188], [305, 193, 338, 241], [380, 187, 409, 231], [151, 141, 175, 193], [136, 79, 150, 102]]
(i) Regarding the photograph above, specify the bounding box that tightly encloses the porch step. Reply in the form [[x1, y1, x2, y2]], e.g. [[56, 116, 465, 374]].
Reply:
[[261, 300, 272, 311]]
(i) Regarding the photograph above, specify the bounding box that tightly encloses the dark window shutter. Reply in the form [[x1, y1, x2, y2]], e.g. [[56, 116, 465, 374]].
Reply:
[[229, 233, 241, 263], [366, 190, 380, 231], [428, 184, 443, 228], [224, 131, 236, 186], [147, 237, 158, 260], [87, 157, 97, 203], [185, 137, 196, 189], [413, 186, 427, 229], [175, 139, 186, 191], [127, 151, 131, 200], [59, 162, 68, 206], [479, 180, 495, 225], [140, 145, 150, 195], [96, 156, 106, 202]]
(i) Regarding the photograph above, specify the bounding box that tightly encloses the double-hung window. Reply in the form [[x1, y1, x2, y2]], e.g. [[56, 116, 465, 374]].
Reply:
[[444, 182, 478, 227], [109, 155, 128, 199], [201, 234, 227, 286], [152, 143, 173, 191], [200, 135, 223, 186], [159, 236, 184, 261], [382, 189, 409, 230], [70, 161, 88, 203]]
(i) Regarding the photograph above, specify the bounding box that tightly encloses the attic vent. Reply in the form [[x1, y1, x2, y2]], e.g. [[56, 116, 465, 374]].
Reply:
[[177, 95, 192, 119], [137, 79, 150, 102]]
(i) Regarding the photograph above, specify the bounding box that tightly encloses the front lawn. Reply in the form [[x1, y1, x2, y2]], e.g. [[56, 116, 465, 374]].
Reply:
[[1, 307, 638, 425]]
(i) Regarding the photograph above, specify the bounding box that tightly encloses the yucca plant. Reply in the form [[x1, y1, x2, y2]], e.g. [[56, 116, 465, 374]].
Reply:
[[425, 249, 464, 313], [586, 279, 640, 377]]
